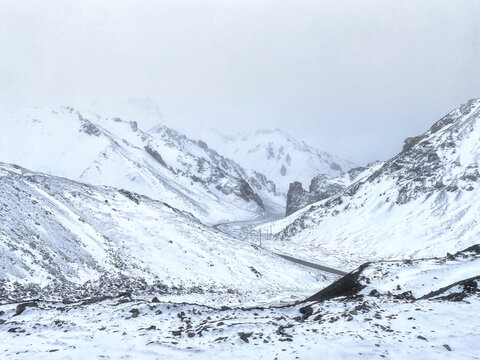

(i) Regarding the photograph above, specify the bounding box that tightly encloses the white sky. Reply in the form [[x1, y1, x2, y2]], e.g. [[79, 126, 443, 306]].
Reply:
[[1, 0, 479, 164]]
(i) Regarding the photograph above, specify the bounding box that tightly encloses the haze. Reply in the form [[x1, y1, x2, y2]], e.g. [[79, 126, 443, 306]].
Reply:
[[1, 0, 479, 164]]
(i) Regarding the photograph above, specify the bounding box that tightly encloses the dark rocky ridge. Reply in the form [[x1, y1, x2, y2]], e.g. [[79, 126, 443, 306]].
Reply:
[[303, 244, 480, 304]]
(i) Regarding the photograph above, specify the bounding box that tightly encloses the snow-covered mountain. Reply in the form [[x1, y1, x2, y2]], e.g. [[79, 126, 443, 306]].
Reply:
[[0, 162, 322, 305], [0, 107, 284, 224], [2, 102, 480, 360], [260, 98, 480, 261], [198, 129, 357, 194]]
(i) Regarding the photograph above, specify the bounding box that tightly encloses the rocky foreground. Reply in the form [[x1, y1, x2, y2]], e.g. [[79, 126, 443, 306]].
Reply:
[[1, 247, 478, 359]]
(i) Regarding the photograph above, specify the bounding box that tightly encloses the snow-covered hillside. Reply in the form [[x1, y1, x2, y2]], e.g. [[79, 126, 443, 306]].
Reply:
[[198, 129, 357, 194], [1, 245, 478, 359], [259, 99, 480, 262], [0, 107, 284, 223], [0, 162, 324, 305]]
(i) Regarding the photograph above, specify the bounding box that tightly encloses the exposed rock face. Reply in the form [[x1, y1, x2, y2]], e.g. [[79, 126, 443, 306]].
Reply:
[[285, 167, 367, 216], [286, 182, 309, 216], [144, 145, 168, 168]]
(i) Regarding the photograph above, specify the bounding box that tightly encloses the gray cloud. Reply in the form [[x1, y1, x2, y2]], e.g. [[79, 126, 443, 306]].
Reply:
[[1, 0, 479, 164]]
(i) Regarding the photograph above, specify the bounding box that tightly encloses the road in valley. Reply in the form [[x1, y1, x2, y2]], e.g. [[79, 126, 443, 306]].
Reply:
[[213, 219, 348, 277]]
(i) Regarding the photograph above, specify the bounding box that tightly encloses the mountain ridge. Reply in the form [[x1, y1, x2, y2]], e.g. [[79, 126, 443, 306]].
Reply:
[[261, 98, 480, 261], [0, 106, 284, 223], [192, 127, 358, 194]]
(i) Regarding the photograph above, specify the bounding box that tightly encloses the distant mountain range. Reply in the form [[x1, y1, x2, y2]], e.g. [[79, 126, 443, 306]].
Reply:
[[197, 128, 357, 194], [0, 107, 285, 223]]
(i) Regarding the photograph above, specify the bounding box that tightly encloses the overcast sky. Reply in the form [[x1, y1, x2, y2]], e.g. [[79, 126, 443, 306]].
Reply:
[[1, 0, 479, 164]]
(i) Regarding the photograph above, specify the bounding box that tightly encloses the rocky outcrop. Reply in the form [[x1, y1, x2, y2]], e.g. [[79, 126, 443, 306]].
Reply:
[[285, 167, 367, 216], [305, 244, 480, 303], [286, 182, 309, 216]]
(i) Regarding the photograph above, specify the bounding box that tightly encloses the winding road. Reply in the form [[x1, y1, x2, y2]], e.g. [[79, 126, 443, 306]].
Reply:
[[213, 220, 348, 277]]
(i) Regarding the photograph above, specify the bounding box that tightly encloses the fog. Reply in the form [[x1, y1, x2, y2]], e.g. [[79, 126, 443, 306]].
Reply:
[[1, 0, 479, 164]]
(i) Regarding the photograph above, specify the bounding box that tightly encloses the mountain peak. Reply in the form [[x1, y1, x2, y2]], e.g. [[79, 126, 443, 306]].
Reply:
[[200, 128, 357, 193], [403, 98, 480, 151]]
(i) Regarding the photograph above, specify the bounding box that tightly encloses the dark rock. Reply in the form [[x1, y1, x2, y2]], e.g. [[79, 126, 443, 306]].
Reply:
[[299, 305, 313, 320], [237, 179, 264, 209], [118, 189, 140, 204], [79, 118, 101, 136], [249, 266, 262, 277], [286, 182, 309, 216], [15, 302, 38, 316], [117, 298, 131, 305], [395, 291, 415, 300], [129, 308, 139, 318], [239, 332, 253, 343], [197, 140, 208, 150], [305, 263, 369, 302], [8, 327, 25, 333], [144, 145, 168, 168], [455, 244, 480, 256], [152, 297, 160, 303], [443, 344, 452, 351], [420, 275, 479, 301]]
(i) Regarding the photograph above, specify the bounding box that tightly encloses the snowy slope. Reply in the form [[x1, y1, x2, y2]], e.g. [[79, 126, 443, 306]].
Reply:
[[259, 98, 480, 262], [1, 246, 478, 359], [0, 162, 323, 305], [198, 129, 357, 194], [0, 107, 284, 223]]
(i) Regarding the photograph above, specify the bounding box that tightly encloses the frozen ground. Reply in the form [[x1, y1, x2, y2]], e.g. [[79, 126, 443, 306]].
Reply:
[[1, 247, 479, 359]]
